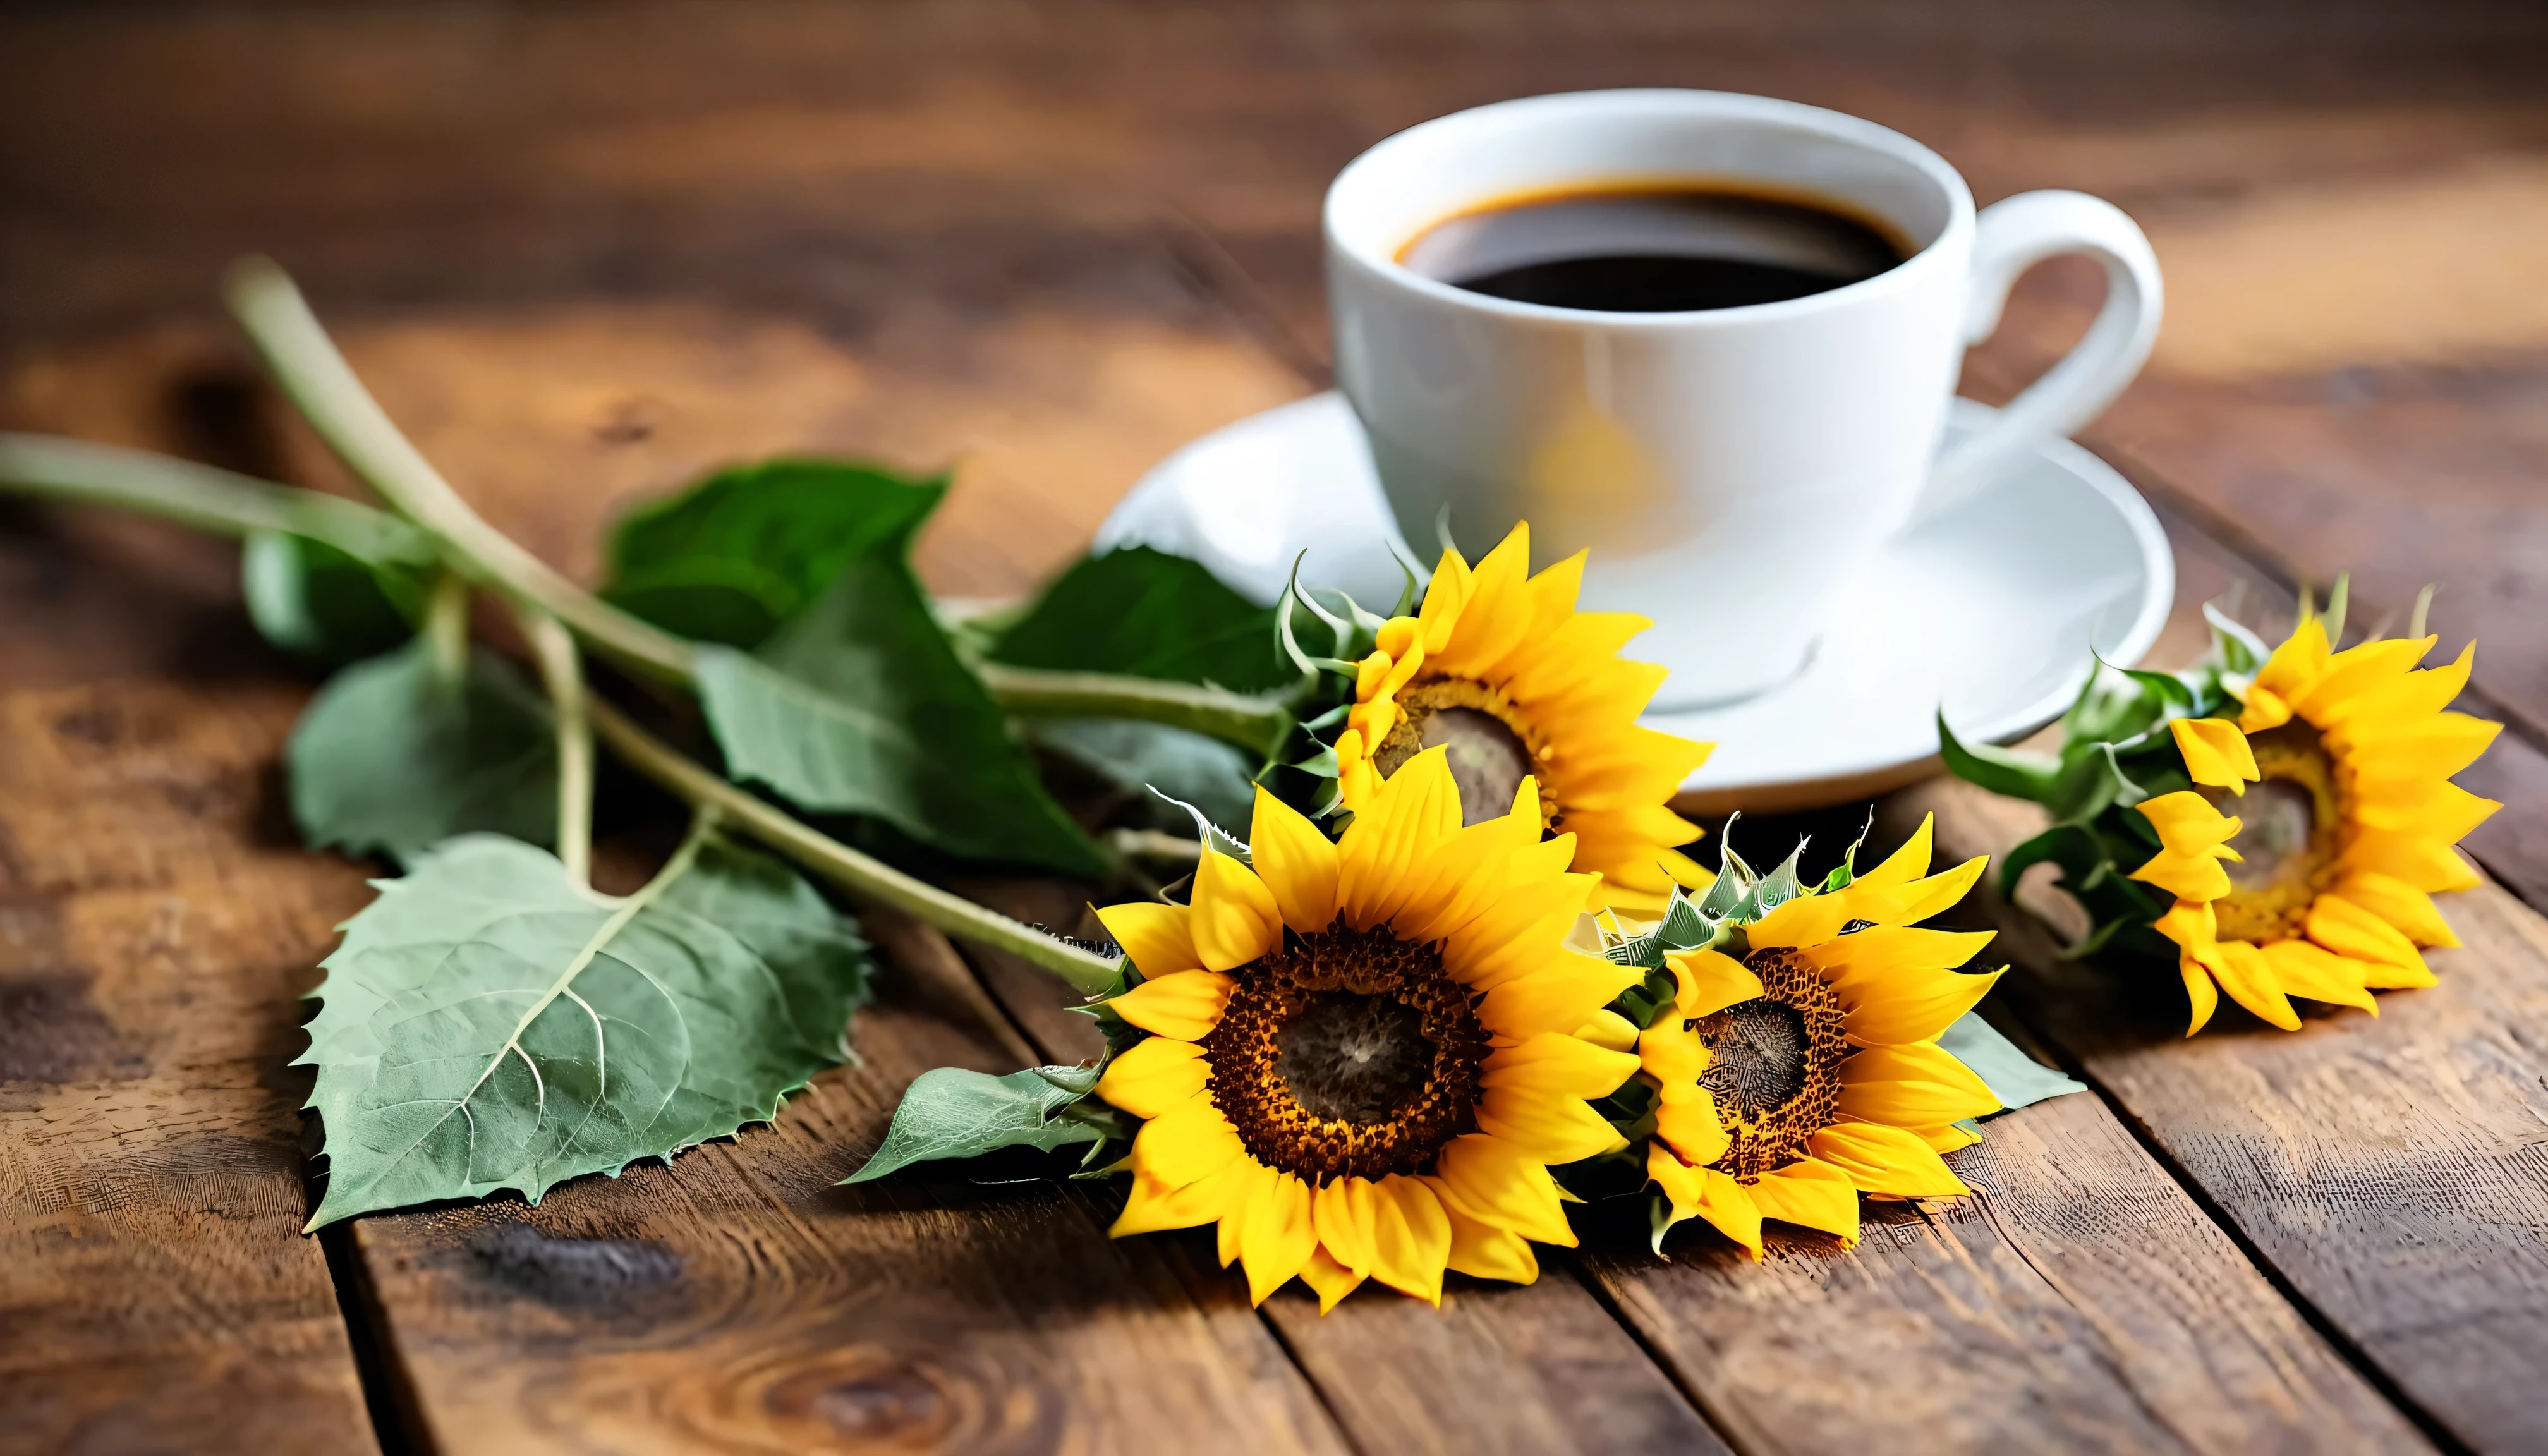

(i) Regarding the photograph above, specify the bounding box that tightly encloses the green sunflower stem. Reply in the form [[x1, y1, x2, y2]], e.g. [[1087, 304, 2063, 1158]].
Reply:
[[587, 697, 1124, 997], [976, 662, 1295, 760], [0, 431, 430, 564], [223, 255, 701, 684], [515, 604, 597, 890]]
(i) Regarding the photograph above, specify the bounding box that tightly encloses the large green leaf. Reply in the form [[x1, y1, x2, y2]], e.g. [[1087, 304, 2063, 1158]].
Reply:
[[602, 458, 945, 648], [300, 831, 873, 1228], [242, 528, 423, 663], [1028, 717, 1257, 837], [698, 542, 1107, 878], [989, 545, 1292, 692], [842, 1065, 1109, 1184], [289, 640, 557, 864]]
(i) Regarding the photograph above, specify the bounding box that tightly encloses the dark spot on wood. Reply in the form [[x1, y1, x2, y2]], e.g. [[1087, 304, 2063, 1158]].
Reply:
[[166, 367, 287, 481], [465, 1224, 682, 1310], [0, 972, 145, 1082], [51, 703, 120, 748], [799, 1364, 948, 1440]]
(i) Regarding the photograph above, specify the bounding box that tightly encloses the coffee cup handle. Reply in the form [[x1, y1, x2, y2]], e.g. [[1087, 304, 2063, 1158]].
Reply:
[[1918, 190, 2163, 518]]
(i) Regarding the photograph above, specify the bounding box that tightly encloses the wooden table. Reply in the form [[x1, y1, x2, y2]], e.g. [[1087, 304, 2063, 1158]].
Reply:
[[6, 4, 2546, 1452]]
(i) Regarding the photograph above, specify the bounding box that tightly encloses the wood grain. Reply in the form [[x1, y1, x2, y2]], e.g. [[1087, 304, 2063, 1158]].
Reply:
[[340, 903, 1351, 1455], [1583, 1089, 2432, 1455], [956, 881, 1740, 1456], [0, 666, 380, 1455]]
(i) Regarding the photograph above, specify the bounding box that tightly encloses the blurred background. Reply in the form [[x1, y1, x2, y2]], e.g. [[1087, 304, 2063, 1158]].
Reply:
[[5, 0, 2545, 743]]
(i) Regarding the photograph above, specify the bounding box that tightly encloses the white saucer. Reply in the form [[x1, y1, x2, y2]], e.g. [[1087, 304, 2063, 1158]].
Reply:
[[1096, 392, 2172, 815]]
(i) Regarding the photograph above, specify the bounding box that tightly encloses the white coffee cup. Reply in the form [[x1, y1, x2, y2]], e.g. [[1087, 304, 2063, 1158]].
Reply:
[[1325, 90, 2162, 708]]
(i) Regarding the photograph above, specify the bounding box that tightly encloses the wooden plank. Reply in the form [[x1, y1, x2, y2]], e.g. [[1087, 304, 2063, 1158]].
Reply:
[[0, 662, 382, 1454], [338, 902, 1352, 1455], [957, 881, 1740, 1456], [1582, 1088, 2430, 1455]]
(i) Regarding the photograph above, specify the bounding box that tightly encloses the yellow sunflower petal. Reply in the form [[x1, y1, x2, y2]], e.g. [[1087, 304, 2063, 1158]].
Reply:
[[2350, 780, 2499, 842], [1639, 1000, 1708, 1090], [1811, 1119, 1971, 1198], [1477, 1084, 1627, 1165], [1575, 1008, 1641, 1053], [1112, 1156, 1256, 1237], [1426, 523, 1536, 682], [2305, 892, 2434, 986], [1431, 1133, 1574, 1244], [1805, 929, 2002, 1046], [2256, 938, 2379, 1015], [1664, 947, 1767, 1018], [1745, 1156, 1862, 1243], [1478, 954, 1644, 1042], [1851, 813, 1935, 892], [1744, 890, 1859, 953], [1191, 849, 1282, 972], [1127, 1095, 1246, 1191], [2180, 952, 2221, 1036], [2341, 831, 2482, 894], [1299, 1246, 1366, 1313], [2341, 712, 2502, 784], [2317, 641, 2472, 733], [1647, 1146, 1762, 1258], [2330, 871, 2459, 949], [2241, 617, 2331, 732], [1313, 1175, 1380, 1278], [1106, 969, 1236, 1041], [1368, 1175, 1453, 1305], [1216, 1158, 1272, 1268], [1094, 1035, 1210, 1120], [1240, 1171, 1318, 1306], [1912, 1121, 1984, 1153], [1417, 546, 1474, 655], [1835, 1041, 2003, 1128], [1337, 746, 1466, 928], [1654, 1088, 1734, 1168], [2296, 636, 2436, 721], [1445, 865, 1604, 991], [2136, 790, 2244, 856], [1481, 1032, 1642, 1101], [2199, 938, 2302, 1031], [1250, 786, 1341, 934], [2171, 716, 2260, 792], [1863, 855, 1991, 930], [1434, 1193, 1541, 1283], [1095, 901, 1199, 979], [2130, 845, 2235, 906]]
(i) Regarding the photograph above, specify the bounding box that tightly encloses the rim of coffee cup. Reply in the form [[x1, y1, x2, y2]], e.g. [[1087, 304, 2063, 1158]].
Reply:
[[1323, 88, 1977, 327]]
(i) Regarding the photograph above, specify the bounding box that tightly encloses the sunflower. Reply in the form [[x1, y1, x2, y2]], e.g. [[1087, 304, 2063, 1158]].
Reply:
[[1642, 816, 2003, 1256], [1091, 746, 1643, 1309], [1331, 522, 1712, 915], [2128, 617, 2498, 1034]]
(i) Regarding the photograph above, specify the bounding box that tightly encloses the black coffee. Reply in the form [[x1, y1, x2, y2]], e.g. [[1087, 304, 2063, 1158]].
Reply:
[[1400, 185, 1905, 312]]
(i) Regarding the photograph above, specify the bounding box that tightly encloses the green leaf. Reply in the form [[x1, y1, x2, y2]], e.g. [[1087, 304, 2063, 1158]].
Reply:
[[1938, 712, 2061, 803], [1028, 717, 1256, 838], [299, 830, 873, 1228], [243, 529, 424, 663], [990, 546, 1295, 693], [2204, 601, 2269, 676], [2046, 741, 2147, 823], [289, 640, 557, 864], [1938, 1011, 2087, 1113], [842, 1065, 1108, 1183], [601, 458, 946, 648], [690, 487, 1107, 878]]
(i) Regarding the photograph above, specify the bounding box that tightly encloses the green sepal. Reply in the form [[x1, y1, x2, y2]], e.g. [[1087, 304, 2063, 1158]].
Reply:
[[1591, 1076, 1658, 1143], [1608, 966, 1682, 1030], [1938, 1012, 2087, 1113]]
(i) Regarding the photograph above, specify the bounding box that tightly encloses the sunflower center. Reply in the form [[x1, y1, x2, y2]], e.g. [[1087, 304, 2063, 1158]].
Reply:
[[1275, 993, 1436, 1123], [1201, 922, 1490, 1181], [1373, 679, 1560, 830], [2199, 722, 2346, 942], [1701, 950, 1849, 1180], [2219, 779, 2316, 891]]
